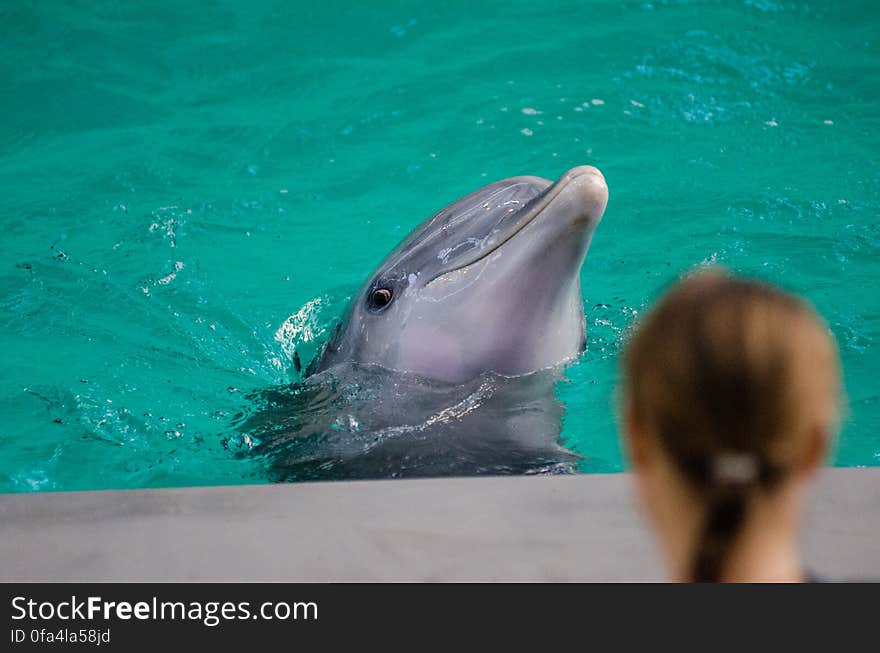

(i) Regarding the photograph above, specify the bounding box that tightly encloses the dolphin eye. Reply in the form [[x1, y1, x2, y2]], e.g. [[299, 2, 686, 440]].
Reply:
[[369, 287, 393, 309]]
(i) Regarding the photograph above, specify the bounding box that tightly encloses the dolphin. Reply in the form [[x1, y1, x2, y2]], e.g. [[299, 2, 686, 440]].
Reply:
[[236, 165, 608, 480], [314, 165, 608, 382]]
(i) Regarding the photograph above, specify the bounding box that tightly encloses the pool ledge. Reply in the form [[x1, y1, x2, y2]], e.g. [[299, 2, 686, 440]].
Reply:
[[1, 468, 878, 581]]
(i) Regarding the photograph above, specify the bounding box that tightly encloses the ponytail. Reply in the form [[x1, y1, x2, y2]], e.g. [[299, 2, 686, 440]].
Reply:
[[687, 453, 781, 582], [691, 485, 750, 582]]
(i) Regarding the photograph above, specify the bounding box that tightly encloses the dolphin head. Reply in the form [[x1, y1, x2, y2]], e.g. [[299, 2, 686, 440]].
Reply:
[[315, 165, 609, 383]]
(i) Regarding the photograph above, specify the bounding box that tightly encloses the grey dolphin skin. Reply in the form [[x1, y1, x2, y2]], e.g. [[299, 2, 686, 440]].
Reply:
[[239, 166, 608, 481], [315, 165, 609, 382]]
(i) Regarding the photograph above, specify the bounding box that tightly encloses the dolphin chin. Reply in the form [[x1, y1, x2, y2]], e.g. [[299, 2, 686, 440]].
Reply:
[[314, 165, 609, 383]]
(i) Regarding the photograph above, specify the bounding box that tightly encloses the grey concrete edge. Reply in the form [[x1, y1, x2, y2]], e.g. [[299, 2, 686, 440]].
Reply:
[[1, 468, 878, 582]]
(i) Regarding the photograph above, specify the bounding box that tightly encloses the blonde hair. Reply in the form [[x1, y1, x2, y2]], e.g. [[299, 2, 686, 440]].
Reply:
[[621, 268, 842, 581]]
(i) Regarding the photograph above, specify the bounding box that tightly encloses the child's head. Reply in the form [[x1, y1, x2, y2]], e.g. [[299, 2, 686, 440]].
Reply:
[[620, 268, 842, 581]]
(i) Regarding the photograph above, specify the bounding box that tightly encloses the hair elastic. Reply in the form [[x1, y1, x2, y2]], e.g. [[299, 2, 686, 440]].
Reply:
[[713, 452, 759, 484]]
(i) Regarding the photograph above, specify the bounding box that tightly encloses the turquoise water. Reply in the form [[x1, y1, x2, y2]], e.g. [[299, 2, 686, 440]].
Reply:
[[1, 1, 878, 492]]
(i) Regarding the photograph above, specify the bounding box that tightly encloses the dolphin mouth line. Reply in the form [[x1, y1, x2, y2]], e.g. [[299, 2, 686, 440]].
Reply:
[[423, 167, 596, 286]]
